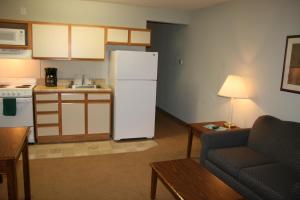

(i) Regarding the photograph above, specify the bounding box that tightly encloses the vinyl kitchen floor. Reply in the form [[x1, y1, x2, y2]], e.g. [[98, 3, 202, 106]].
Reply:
[[28, 139, 158, 160]]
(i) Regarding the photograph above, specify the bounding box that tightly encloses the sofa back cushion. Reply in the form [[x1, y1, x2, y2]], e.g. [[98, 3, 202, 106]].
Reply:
[[248, 115, 300, 174]]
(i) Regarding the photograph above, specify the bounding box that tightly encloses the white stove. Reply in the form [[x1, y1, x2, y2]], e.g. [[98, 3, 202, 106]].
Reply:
[[0, 78, 36, 143], [0, 78, 36, 97]]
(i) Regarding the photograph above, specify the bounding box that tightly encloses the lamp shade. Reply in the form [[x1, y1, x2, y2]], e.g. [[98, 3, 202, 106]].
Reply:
[[218, 75, 248, 99]]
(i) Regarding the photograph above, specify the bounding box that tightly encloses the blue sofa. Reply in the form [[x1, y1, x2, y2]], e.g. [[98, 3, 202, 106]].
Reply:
[[200, 115, 300, 200]]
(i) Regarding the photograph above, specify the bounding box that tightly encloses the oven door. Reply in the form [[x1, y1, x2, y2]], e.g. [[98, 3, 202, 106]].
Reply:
[[0, 97, 33, 127]]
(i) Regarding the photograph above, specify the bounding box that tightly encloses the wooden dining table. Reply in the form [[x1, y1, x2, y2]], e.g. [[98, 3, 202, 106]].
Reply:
[[0, 127, 31, 200]]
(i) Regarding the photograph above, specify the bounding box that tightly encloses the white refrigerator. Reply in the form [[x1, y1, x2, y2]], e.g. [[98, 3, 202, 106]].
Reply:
[[109, 50, 158, 140]]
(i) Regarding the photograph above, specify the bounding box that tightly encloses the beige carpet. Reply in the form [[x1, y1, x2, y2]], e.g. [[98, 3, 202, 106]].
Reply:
[[28, 140, 158, 159], [0, 111, 202, 200]]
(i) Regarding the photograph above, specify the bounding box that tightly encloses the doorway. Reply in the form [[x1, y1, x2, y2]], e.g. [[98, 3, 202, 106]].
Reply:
[[146, 21, 187, 117]]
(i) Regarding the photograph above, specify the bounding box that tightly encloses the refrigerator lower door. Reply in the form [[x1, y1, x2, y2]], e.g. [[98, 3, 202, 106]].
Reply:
[[113, 80, 157, 140]]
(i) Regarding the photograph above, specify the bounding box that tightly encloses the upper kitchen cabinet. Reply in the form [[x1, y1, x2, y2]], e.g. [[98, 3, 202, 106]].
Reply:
[[32, 23, 69, 59], [106, 28, 129, 45], [71, 26, 105, 60], [129, 29, 151, 46]]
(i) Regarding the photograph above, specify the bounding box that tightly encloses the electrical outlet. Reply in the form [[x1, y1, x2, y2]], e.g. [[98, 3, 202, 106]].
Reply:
[[178, 59, 183, 65], [20, 7, 27, 15]]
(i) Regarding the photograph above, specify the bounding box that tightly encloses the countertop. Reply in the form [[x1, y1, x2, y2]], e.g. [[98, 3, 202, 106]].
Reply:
[[34, 85, 112, 93]]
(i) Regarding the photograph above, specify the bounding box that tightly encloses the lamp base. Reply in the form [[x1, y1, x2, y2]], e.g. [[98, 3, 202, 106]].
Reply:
[[224, 122, 236, 129]]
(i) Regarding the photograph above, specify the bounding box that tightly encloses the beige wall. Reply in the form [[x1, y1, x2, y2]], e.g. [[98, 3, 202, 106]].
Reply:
[[0, 59, 40, 78], [40, 45, 144, 80], [0, 0, 190, 27], [158, 0, 300, 126], [0, 45, 143, 79], [0, 0, 190, 80]]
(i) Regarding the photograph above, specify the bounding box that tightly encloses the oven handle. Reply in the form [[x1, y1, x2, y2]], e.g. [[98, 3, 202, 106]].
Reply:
[[0, 97, 32, 103]]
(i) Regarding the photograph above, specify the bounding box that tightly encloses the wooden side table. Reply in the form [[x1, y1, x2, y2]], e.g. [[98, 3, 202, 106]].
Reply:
[[0, 127, 31, 200], [187, 121, 239, 158]]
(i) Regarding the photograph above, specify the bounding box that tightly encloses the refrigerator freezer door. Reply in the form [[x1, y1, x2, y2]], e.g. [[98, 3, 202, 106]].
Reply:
[[113, 80, 157, 140], [114, 51, 158, 80]]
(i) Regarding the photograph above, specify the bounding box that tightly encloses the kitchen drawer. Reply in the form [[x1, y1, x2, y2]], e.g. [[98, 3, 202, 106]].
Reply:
[[35, 93, 58, 101], [37, 126, 59, 136], [36, 103, 58, 112], [88, 93, 110, 100], [36, 114, 58, 124], [61, 93, 85, 100]]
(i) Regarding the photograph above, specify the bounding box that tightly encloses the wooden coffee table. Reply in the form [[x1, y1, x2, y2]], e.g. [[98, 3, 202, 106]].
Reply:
[[150, 159, 243, 200]]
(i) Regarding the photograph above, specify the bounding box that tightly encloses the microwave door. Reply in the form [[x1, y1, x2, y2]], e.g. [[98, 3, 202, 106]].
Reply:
[[0, 28, 26, 45]]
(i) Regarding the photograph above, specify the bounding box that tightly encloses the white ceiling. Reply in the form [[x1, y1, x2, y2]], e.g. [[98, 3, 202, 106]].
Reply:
[[83, 0, 229, 11]]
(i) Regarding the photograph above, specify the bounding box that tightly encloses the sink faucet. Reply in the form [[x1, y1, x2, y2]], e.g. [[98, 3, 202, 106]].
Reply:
[[82, 74, 85, 85]]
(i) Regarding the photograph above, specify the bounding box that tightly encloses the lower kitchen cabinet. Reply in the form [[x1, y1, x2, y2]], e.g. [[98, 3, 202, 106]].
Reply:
[[62, 103, 85, 135], [88, 103, 110, 134], [34, 91, 111, 143]]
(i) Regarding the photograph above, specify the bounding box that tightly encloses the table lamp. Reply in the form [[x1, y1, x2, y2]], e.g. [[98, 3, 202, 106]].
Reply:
[[218, 75, 248, 128]]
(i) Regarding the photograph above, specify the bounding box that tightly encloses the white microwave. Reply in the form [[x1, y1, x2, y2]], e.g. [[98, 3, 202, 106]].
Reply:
[[0, 28, 26, 46]]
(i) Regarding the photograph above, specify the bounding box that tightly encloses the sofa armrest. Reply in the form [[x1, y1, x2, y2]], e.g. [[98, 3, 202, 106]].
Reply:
[[291, 182, 300, 200], [200, 128, 251, 163]]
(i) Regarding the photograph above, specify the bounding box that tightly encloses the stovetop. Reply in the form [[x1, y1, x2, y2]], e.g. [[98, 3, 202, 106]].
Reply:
[[0, 84, 33, 89], [0, 78, 36, 97]]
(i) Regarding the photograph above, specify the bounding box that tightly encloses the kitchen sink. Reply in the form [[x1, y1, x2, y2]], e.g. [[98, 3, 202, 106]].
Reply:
[[70, 85, 101, 89]]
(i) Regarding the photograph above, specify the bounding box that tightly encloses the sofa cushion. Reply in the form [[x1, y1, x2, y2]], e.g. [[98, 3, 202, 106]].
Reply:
[[240, 163, 299, 200], [207, 146, 274, 178], [248, 115, 300, 175]]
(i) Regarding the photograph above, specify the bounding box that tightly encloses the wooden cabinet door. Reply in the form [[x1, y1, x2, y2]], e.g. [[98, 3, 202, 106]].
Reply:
[[62, 103, 85, 135], [106, 28, 129, 44], [88, 103, 110, 134], [32, 23, 69, 58], [129, 29, 151, 46], [71, 26, 105, 59]]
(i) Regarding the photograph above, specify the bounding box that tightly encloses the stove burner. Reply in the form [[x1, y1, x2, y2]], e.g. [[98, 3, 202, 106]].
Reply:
[[0, 84, 9, 88], [15, 85, 31, 88]]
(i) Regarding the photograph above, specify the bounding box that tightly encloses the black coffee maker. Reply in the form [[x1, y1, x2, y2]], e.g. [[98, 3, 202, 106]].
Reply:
[[45, 68, 57, 87]]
